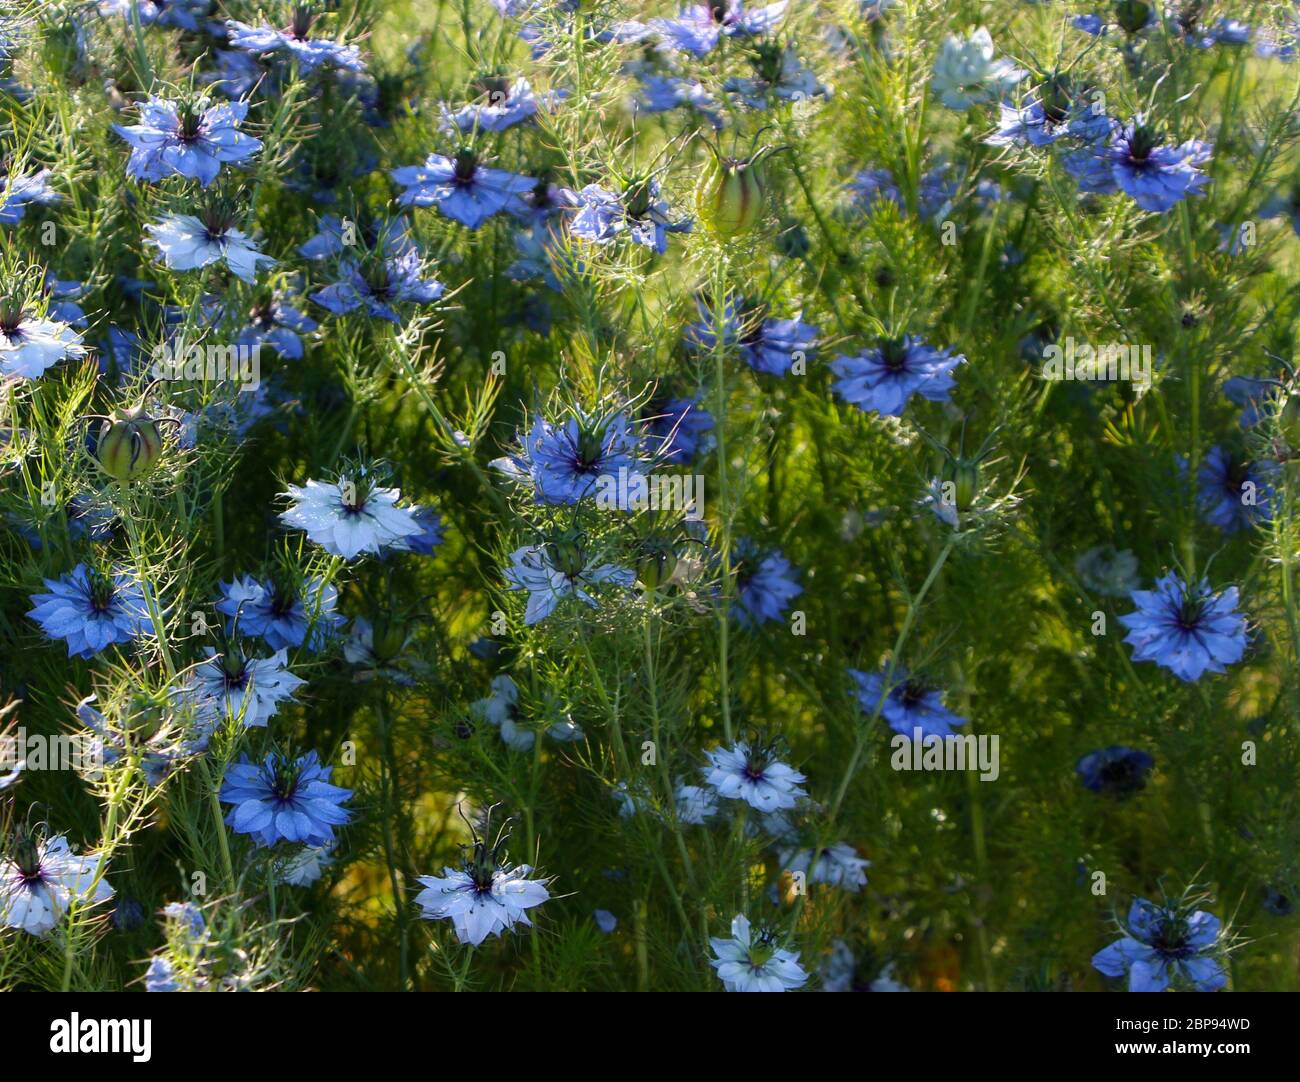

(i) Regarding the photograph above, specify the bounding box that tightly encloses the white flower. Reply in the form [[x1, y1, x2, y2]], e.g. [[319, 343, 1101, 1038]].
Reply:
[[709, 914, 808, 992], [674, 782, 719, 825], [415, 864, 550, 946], [471, 674, 534, 751], [702, 741, 808, 812], [0, 315, 87, 380], [778, 842, 870, 892], [181, 646, 305, 729], [503, 544, 635, 625], [931, 27, 1024, 110], [145, 213, 274, 283], [278, 844, 335, 887], [0, 835, 114, 936], [280, 479, 424, 561]]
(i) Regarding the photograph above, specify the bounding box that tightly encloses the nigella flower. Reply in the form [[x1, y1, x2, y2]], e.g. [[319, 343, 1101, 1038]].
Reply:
[[569, 179, 690, 254], [1092, 898, 1226, 992], [279, 477, 424, 560], [503, 539, 636, 624], [778, 842, 870, 892], [986, 93, 1111, 148], [1076, 746, 1155, 796], [1118, 573, 1247, 682], [28, 564, 147, 659], [821, 942, 911, 992], [180, 641, 306, 730], [114, 97, 262, 188], [299, 214, 413, 261], [848, 167, 903, 213], [0, 833, 115, 936], [492, 410, 644, 505], [226, 10, 365, 74], [731, 543, 802, 627], [649, 1, 788, 57], [220, 750, 353, 849], [440, 76, 561, 133], [631, 73, 721, 129], [1088, 118, 1213, 213], [42, 274, 88, 327], [1197, 445, 1275, 533], [831, 336, 965, 416], [644, 394, 715, 464], [930, 27, 1025, 110], [278, 843, 335, 886], [710, 914, 809, 992], [391, 148, 534, 229], [414, 812, 550, 946], [215, 573, 343, 651], [725, 42, 829, 110], [848, 668, 968, 739], [76, 695, 191, 787], [231, 292, 316, 361], [0, 164, 60, 225], [0, 303, 87, 380], [1074, 544, 1141, 597], [471, 674, 534, 752], [688, 298, 819, 378], [702, 740, 807, 812], [98, 0, 210, 32], [311, 247, 445, 324], [145, 209, 274, 284], [387, 506, 446, 556], [675, 781, 720, 824], [1222, 374, 1278, 428]]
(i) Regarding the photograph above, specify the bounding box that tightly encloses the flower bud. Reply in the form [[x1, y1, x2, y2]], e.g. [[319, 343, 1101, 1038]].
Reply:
[[1114, 0, 1151, 34], [634, 533, 679, 590], [698, 155, 767, 239], [95, 405, 164, 482], [545, 529, 588, 579], [942, 456, 982, 512], [370, 614, 409, 664]]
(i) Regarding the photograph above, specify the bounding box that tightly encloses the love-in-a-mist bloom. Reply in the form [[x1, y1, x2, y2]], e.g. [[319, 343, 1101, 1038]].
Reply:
[[644, 2, 787, 56], [778, 843, 870, 892], [1197, 445, 1275, 533], [569, 179, 690, 254], [848, 668, 968, 739], [28, 564, 147, 659], [0, 302, 87, 380], [226, 10, 365, 74], [440, 76, 561, 133], [114, 97, 262, 187], [99, 0, 210, 32], [216, 573, 343, 651], [1118, 573, 1247, 682], [1076, 746, 1155, 796], [504, 538, 636, 624], [710, 914, 808, 992], [492, 411, 644, 505], [831, 336, 964, 416], [392, 148, 534, 228], [415, 817, 550, 946], [703, 740, 807, 812], [145, 208, 274, 283], [687, 297, 818, 377], [279, 477, 424, 560], [0, 165, 60, 225], [0, 834, 114, 936], [180, 642, 306, 729], [470, 674, 534, 751], [930, 27, 1025, 110], [1092, 898, 1227, 992], [220, 750, 352, 848], [1075, 118, 1213, 213], [731, 543, 802, 627], [312, 247, 444, 325]]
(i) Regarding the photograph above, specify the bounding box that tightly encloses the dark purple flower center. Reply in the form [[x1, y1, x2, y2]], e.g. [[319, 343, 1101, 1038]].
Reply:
[[878, 338, 911, 373], [453, 147, 479, 184], [1125, 125, 1158, 166], [12, 838, 42, 880], [896, 681, 927, 708], [1149, 917, 1194, 959], [87, 570, 116, 614]]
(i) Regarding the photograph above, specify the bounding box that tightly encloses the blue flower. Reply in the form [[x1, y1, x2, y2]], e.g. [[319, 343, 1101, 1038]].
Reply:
[[114, 97, 262, 188], [311, 247, 445, 324], [0, 165, 60, 225], [847, 668, 968, 738], [226, 13, 365, 74], [831, 336, 964, 416], [732, 543, 802, 627], [1092, 898, 1226, 992], [1075, 746, 1155, 796], [687, 298, 818, 376], [1118, 573, 1247, 682], [99, 0, 210, 32], [1097, 118, 1213, 213], [237, 294, 318, 360], [648, 1, 788, 57], [848, 167, 903, 212], [492, 411, 644, 505], [440, 76, 562, 133], [1222, 374, 1277, 428], [503, 541, 635, 624], [645, 395, 714, 464], [569, 180, 690, 254], [392, 149, 534, 229], [28, 565, 147, 659], [1196, 445, 1275, 534], [220, 750, 352, 849], [215, 574, 343, 651]]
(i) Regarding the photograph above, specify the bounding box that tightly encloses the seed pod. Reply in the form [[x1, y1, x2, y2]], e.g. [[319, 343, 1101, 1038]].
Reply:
[[698, 155, 767, 239], [1114, 0, 1151, 34], [942, 456, 982, 512], [95, 405, 164, 483]]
